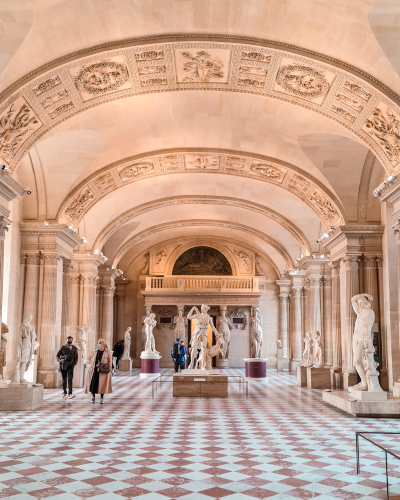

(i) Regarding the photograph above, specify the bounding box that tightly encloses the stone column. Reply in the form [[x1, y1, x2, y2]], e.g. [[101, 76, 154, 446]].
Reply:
[[101, 284, 115, 347], [290, 286, 303, 371], [115, 280, 129, 342], [309, 278, 321, 334], [69, 272, 80, 341], [276, 279, 291, 364], [323, 275, 332, 368], [330, 263, 341, 370], [61, 260, 73, 341], [82, 276, 98, 356], [364, 256, 379, 318], [376, 256, 388, 390], [0, 218, 10, 328], [23, 254, 40, 328]]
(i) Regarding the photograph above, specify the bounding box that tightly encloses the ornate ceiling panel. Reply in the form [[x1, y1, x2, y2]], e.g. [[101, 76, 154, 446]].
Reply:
[[0, 39, 399, 174]]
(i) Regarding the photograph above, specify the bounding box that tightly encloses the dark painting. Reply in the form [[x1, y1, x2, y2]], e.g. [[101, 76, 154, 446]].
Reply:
[[172, 246, 232, 275]]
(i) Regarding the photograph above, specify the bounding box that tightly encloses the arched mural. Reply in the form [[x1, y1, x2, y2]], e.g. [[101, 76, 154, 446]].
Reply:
[[172, 246, 233, 275]]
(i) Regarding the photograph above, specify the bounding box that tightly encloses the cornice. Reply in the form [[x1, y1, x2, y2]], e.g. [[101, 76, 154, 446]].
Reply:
[[0, 171, 25, 202], [19, 222, 82, 250]]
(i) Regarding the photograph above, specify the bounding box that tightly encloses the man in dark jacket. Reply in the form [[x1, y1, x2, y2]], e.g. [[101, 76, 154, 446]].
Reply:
[[170, 338, 185, 373], [113, 340, 124, 370], [56, 336, 79, 400]]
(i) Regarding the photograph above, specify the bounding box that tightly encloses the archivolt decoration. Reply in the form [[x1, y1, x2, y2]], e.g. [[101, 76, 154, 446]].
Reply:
[[0, 36, 399, 174], [56, 148, 346, 230]]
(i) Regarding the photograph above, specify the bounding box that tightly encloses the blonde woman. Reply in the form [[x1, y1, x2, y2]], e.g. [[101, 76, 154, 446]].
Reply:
[[84, 339, 113, 404]]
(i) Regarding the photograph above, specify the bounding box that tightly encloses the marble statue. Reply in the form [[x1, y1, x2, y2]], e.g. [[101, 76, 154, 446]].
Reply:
[[140, 252, 149, 275], [76, 324, 89, 363], [300, 331, 313, 367], [187, 305, 223, 370], [350, 293, 383, 393], [15, 314, 37, 383], [250, 308, 263, 358], [143, 313, 158, 354], [0, 323, 8, 379], [255, 254, 265, 276], [173, 307, 187, 342], [140, 315, 147, 351], [313, 331, 323, 367], [276, 340, 282, 349], [122, 327, 131, 359], [216, 309, 230, 358]]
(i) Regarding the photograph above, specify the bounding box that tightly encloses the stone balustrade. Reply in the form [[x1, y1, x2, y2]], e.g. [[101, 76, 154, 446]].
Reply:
[[145, 276, 259, 292]]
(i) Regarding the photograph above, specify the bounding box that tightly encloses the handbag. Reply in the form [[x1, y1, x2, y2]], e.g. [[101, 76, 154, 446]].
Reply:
[[98, 362, 111, 373]]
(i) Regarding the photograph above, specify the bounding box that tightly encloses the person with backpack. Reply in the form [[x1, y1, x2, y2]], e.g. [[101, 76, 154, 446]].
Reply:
[[56, 336, 79, 399], [170, 338, 185, 373]]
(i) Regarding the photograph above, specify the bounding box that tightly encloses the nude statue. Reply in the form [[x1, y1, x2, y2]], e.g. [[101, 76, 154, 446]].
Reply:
[[123, 327, 131, 359], [314, 331, 323, 367], [300, 331, 313, 367], [144, 313, 158, 354], [250, 308, 263, 358], [15, 315, 36, 383], [174, 306, 187, 343], [216, 309, 230, 359], [187, 305, 219, 370], [0, 323, 8, 379]]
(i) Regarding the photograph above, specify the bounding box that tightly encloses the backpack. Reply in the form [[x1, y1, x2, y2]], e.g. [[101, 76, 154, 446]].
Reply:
[[172, 344, 182, 359]]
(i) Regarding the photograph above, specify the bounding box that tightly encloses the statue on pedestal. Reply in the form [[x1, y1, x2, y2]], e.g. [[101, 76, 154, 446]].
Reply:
[[140, 315, 147, 352], [276, 340, 282, 348], [122, 327, 131, 359], [0, 323, 8, 379], [76, 324, 89, 363], [313, 331, 323, 367], [15, 315, 36, 383], [216, 308, 230, 359], [143, 313, 158, 354], [250, 308, 263, 358], [173, 307, 187, 343], [350, 293, 383, 393], [187, 305, 223, 370], [300, 331, 313, 367]]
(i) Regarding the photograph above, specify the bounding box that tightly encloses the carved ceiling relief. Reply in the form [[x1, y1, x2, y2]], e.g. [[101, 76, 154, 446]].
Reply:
[[64, 187, 95, 223], [158, 154, 179, 172], [117, 160, 155, 182], [250, 160, 286, 183], [233, 249, 253, 274], [225, 155, 246, 172], [308, 189, 340, 223], [288, 174, 310, 195], [93, 172, 117, 195], [175, 48, 231, 84], [185, 154, 220, 170]]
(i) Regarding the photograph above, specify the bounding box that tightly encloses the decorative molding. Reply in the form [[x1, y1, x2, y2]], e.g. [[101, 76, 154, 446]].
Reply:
[[228, 308, 248, 330]]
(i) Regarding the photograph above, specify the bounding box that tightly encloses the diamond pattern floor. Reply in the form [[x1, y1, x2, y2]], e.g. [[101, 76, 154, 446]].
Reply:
[[1, 369, 400, 499]]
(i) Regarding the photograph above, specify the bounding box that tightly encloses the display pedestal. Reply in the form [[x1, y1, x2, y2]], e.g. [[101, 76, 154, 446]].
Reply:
[[297, 366, 308, 386], [349, 388, 387, 401], [330, 368, 342, 388], [24, 354, 38, 384], [0, 383, 44, 411], [323, 390, 400, 417], [343, 371, 357, 390], [216, 358, 229, 369], [140, 353, 160, 378], [119, 358, 132, 371], [393, 382, 400, 398], [244, 358, 267, 380], [276, 348, 283, 372], [307, 367, 331, 389], [173, 373, 228, 397], [73, 356, 85, 388]]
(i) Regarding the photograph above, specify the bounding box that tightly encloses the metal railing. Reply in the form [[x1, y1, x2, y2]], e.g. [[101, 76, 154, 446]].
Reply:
[[356, 432, 400, 499], [151, 374, 248, 399], [145, 276, 259, 292]]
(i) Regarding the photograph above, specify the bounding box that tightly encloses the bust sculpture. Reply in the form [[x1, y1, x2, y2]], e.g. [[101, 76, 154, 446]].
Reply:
[[0, 323, 8, 379], [350, 293, 383, 393], [313, 331, 323, 367], [173, 307, 187, 343], [250, 308, 263, 358], [15, 314, 37, 383], [123, 327, 131, 359], [300, 331, 313, 367], [143, 313, 158, 354], [216, 309, 230, 359], [76, 324, 89, 363], [276, 340, 282, 349]]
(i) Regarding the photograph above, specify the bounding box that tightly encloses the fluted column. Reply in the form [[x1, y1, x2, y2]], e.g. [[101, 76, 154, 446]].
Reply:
[[377, 256, 388, 389], [82, 276, 98, 356], [23, 254, 40, 328], [115, 280, 129, 342], [323, 276, 332, 368], [290, 287, 302, 370], [364, 256, 379, 318], [61, 260, 73, 341], [276, 279, 290, 363], [309, 278, 321, 334], [69, 273, 80, 341], [330, 263, 341, 370], [101, 284, 115, 347]]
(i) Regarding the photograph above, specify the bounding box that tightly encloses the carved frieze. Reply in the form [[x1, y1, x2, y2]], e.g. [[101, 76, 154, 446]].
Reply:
[[140, 77, 167, 87], [69, 57, 131, 101], [42, 90, 69, 109], [343, 81, 371, 102], [175, 49, 231, 83], [48, 102, 74, 119], [135, 50, 164, 62], [64, 187, 95, 222], [185, 154, 220, 170], [93, 173, 117, 194], [288, 174, 310, 195], [138, 65, 166, 75], [225, 156, 246, 171], [241, 52, 271, 64], [362, 102, 400, 167], [32, 76, 62, 96], [234, 249, 251, 273], [331, 105, 356, 123], [308, 189, 339, 223], [239, 66, 268, 76], [117, 161, 155, 182], [0, 97, 42, 163], [158, 154, 179, 171], [250, 161, 286, 182], [228, 308, 248, 330], [336, 94, 363, 113], [238, 77, 265, 88], [275, 59, 335, 104]]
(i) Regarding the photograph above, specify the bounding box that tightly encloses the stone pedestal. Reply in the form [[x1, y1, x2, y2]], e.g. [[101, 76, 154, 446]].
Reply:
[[173, 374, 228, 397], [140, 353, 161, 378], [119, 358, 132, 371], [244, 358, 267, 380], [323, 390, 400, 417], [0, 383, 44, 411], [343, 371, 357, 390], [393, 382, 400, 398], [24, 354, 38, 384], [349, 388, 387, 401], [73, 356, 85, 388], [307, 367, 331, 389], [216, 358, 229, 369], [330, 368, 342, 388], [297, 366, 308, 386], [276, 348, 283, 372]]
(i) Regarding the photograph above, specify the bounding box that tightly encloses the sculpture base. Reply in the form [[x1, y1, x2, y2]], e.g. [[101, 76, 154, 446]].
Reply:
[[330, 368, 342, 388], [297, 366, 308, 387], [323, 390, 400, 417], [73, 357, 85, 388], [0, 383, 44, 411], [343, 372, 357, 390], [37, 369, 61, 388], [393, 382, 400, 398], [307, 367, 331, 389], [140, 354, 160, 375], [185, 369, 221, 375], [216, 358, 229, 369], [276, 348, 283, 372], [119, 358, 132, 371], [349, 388, 387, 401], [244, 358, 267, 380], [173, 374, 228, 397]]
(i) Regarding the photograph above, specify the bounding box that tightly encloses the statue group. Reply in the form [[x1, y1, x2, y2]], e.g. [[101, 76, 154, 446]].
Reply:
[[300, 330, 323, 368], [141, 312, 159, 356]]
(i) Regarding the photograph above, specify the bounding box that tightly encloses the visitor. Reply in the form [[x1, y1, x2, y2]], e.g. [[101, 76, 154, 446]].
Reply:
[[56, 336, 79, 400], [170, 338, 185, 373], [84, 338, 113, 404], [113, 339, 124, 371], [181, 339, 188, 367]]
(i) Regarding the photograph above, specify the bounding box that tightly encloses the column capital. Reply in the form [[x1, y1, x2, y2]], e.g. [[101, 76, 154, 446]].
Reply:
[[276, 279, 291, 297], [343, 257, 360, 269], [363, 255, 378, 268], [62, 259, 74, 274]]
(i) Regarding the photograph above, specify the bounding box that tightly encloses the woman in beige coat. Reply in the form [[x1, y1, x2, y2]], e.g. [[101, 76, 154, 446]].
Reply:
[[84, 338, 113, 404]]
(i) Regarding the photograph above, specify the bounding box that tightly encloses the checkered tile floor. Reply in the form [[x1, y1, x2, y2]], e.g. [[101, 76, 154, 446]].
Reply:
[[1, 369, 400, 500]]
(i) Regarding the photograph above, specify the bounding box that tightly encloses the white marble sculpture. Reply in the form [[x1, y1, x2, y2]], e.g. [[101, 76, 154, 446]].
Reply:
[[250, 308, 263, 358], [122, 327, 131, 359], [173, 306, 187, 342], [187, 305, 223, 370], [276, 340, 282, 349], [140, 315, 147, 351], [140, 252, 149, 275], [350, 293, 383, 393], [143, 313, 159, 355], [300, 331, 313, 367], [216, 309, 230, 359], [0, 323, 8, 379], [255, 254, 265, 276], [15, 314, 37, 383], [76, 324, 89, 363], [313, 331, 323, 367]]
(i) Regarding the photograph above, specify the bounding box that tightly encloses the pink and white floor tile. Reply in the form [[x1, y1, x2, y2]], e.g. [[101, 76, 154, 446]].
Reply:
[[0, 369, 400, 500]]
